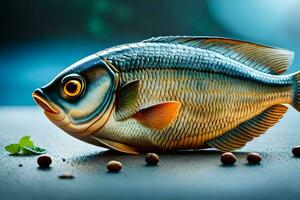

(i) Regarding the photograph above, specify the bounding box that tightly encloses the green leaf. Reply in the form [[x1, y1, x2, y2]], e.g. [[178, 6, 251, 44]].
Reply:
[[21, 147, 34, 155], [19, 136, 34, 148], [6, 136, 46, 156], [5, 144, 21, 154], [21, 146, 46, 155]]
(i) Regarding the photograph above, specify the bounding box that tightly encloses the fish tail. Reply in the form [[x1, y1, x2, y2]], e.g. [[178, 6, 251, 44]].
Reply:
[[292, 71, 300, 112]]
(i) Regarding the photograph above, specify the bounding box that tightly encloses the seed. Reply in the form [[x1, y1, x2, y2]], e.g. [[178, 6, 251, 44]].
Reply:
[[292, 145, 300, 157], [220, 152, 236, 165], [58, 174, 74, 179], [18, 164, 23, 167], [62, 158, 66, 162], [37, 155, 52, 168], [247, 152, 262, 164], [145, 153, 159, 165], [107, 160, 122, 172]]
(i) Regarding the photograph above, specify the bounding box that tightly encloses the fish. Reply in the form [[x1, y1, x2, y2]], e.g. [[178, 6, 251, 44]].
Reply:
[[32, 36, 300, 154]]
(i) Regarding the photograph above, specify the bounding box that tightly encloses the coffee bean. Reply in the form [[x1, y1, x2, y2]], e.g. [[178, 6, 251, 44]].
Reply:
[[145, 153, 159, 165], [220, 152, 236, 165], [107, 160, 122, 172], [292, 146, 300, 157], [58, 174, 74, 179], [247, 153, 262, 164], [37, 155, 52, 168]]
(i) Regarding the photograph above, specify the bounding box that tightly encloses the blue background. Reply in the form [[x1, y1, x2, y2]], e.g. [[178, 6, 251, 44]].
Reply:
[[1, 0, 300, 105]]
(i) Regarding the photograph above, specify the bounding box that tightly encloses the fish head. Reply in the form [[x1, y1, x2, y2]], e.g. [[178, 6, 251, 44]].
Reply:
[[32, 54, 119, 136]]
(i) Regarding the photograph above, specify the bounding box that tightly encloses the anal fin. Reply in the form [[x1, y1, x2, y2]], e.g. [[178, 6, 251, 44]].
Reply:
[[90, 136, 140, 154], [207, 104, 288, 152]]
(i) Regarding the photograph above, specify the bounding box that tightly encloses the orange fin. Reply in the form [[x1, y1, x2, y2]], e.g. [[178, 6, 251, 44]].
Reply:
[[133, 101, 181, 130]]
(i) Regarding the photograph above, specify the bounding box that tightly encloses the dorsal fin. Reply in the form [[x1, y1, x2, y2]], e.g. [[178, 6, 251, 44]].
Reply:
[[206, 104, 288, 152], [143, 36, 294, 75]]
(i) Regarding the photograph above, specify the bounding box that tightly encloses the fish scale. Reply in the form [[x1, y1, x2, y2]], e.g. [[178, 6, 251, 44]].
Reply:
[[96, 66, 292, 150], [98, 43, 292, 85]]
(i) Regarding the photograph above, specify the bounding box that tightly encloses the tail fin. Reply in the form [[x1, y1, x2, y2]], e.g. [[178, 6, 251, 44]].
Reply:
[[292, 71, 300, 112]]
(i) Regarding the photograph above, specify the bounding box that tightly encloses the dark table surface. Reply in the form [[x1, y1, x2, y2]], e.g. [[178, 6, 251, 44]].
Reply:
[[1, 106, 300, 200]]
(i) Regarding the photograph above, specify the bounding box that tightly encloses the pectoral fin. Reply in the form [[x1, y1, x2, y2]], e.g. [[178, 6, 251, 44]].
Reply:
[[133, 101, 181, 130], [115, 80, 141, 121], [90, 136, 140, 154], [114, 79, 181, 130], [207, 104, 288, 152]]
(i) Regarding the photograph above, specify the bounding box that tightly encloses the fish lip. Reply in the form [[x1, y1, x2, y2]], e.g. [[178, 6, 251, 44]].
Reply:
[[32, 89, 60, 114]]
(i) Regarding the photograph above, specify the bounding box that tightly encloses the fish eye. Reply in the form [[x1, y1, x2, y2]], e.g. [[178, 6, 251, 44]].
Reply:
[[61, 74, 85, 99], [64, 80, 81, 96]]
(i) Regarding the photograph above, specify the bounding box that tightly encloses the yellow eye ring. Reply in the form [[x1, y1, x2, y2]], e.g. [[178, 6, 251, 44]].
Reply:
[[63, 80, 82, 97]]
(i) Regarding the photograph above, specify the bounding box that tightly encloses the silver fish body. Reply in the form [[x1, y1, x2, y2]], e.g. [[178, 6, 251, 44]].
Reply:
[[33, 36, 300, 154], [93, 40, 294, 151]]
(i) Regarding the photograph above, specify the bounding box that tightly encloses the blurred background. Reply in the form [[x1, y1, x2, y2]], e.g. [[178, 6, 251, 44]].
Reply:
[[1, 0, 300, 105]]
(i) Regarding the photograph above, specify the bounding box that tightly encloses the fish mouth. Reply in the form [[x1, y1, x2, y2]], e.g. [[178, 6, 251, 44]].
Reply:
[[32, 88, 114, 136], [32, 89, 60, 114]]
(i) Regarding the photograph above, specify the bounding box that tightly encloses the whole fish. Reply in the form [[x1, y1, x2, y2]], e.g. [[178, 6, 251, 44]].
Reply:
[[33, 36, 300, 154]]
